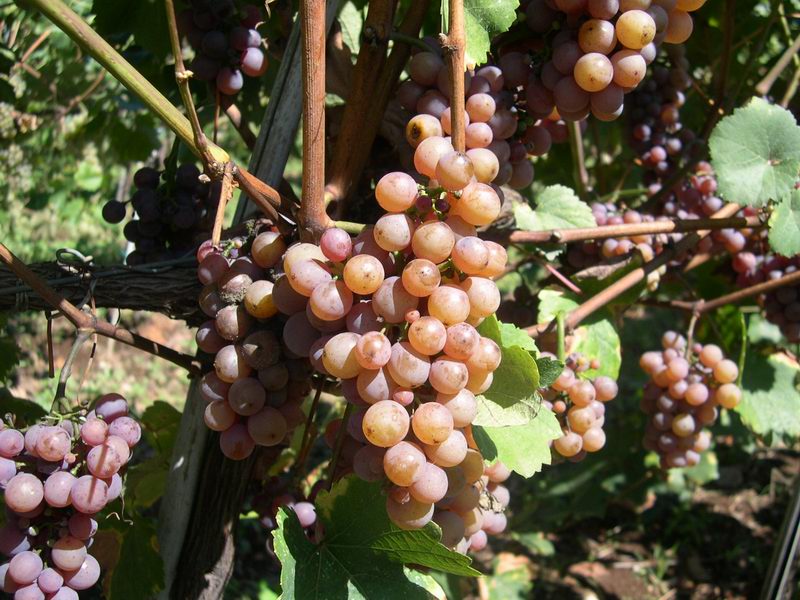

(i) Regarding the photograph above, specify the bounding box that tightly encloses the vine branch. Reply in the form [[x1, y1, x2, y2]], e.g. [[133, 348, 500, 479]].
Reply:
[[440, 0, 466, 152], [567, 121, 589, 198], [0, 242, 201, 375]]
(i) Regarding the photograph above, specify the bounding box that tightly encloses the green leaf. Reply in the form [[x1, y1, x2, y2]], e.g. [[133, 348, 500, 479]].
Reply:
[[747, 313, 783, 345], [140, 401, 181, 458], [510, 532, 555, 556], [473, 406, 561, 477], [537, 288, 621, 379], [769, 188, 800, 257], [124, 457, 167, 509], [273, 477, 478, 599], [486, 559, 533, 600], [74, 158, 103, 192], [338, 2, 366, 56], [514, 185, 595, 231], [709, 97, 800, 207], [535, 357, 564, 389], [474, 396, 539, 427], [477, 316, 540, 408], [0, 315, 20, 384], [737, 351, 800, 441], [462, 0, 521, 66], [108, 519, 164, 600]]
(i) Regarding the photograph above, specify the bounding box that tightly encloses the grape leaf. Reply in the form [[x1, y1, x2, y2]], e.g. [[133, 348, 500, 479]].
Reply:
[[472, 406, 561, 477], [514, 185, 596, 231], [535, 356, 564, 389], [338, 2, 366, 57], [709, 97, 800, 208], [477, 316, 540, 407], [473, 396, 538, 427], [737, 350, 800, 442], [140, 401, 181, 459], [458, 0, 521, 66], [273, 477, 478, 600], [108, 518, 164, 600], [768, 188, 800, 257], [537, 288, 621, 379]]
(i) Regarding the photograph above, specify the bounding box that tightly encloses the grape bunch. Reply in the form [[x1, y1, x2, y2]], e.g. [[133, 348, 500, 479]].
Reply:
[[639, 332, 741, 468], [541, 353, 619, 460], [195, 229, 310, 460], [0, 394, 142, 598], [399, 49, 548, 190], [177, 1, 267, 96], [103, 164, 220, 266], [519, 0, 703, 122]]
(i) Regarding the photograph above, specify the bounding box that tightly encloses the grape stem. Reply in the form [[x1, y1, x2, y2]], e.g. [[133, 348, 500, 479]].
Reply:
[[390, 32, 432, 52], [567, 121, 590, 199], [684, 312, 699, 359], [27, 0, 287, 224], [211, 162, 236, 246], [440, 0, 466, 152], [333, 221, 367, 235], [326, 403, 354, 491], [298, 0, 333, 242], [0, 242, 202, 375], [504, 213, 763, 244], [294, 377, 326, 482], [556, 312, 566, 363], [755, 33, 800, 97], [527, 203, 743, 337], [164, 0, 215, 171], [51, 329, 94, 415]]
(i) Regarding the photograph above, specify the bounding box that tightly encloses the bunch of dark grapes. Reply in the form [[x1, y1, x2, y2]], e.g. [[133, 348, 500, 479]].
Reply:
[[177, 1, 267, 96], [398, 48, 552, 190], [195, 230, 311, 460], [518, 0, 702, 122], [103, 164, 220, 266], [0, 394, 142, 598], [639, 331, 741, 468], [541, 353, 619, 460]]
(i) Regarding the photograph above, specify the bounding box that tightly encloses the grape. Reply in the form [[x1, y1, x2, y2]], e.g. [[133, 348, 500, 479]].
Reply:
[[409, 462, 448, 503], [67, 514, 97, 541], [43, 472, 76, 508], [427, 285, 471, 326], [198, 253, 230, 285], [250, 232, 286, 269], [357, 368, 397, 404], [408, 316, 447, 356], [411, 221, 455, 264], [611, 50, 647, 87], [554, 77, 590, 113], [353, 445, 386, 481], [346, 302, 382, 334], [204, 401, 237, 431], [5, 474, 44, 514], [574, 53, 614, 92], [454, 183, 501, 226], [355, 332, 392, 370], [95, 393, 128, 422], [401, 259, 441, 297], [414, 136, 454, 179], [373, 213, 415, 252], [70, 476, 108, 514], [242, 331, 280, 370], [664, 9, 693, 43], [554, 431, 583, 457], [258, 364, 289, 391], [372, 277, 419, 324], [440, 108, 470, 136], [412, 402, 454, 445], [386, 496, 434, 530], [0, 429, 23, 458], [61, 554, 100, 590], [319, 332, 359, 379], [215, 305, 254, 342], [228, 377, 267, 416], [343, 254, 385, 295], [36, 568, 63, 595], [219, 423, 255, 460], [423, 429, 468, 467], [51, 536, 87, 571], [435, 152, 474, 191], [429, 358, 469, 394], [615, 10, 656, 49], [362, 401, 410, 447], [196, 320, 227, 354], [217, 67, 244, 95], [579, 19, 617, 53], [436, 389, 477, 428], [0, 457, 15, 488], [8, 552, 42, 585], [443, 323, 479, 361], [287, 258, 332, 297], [409, 52, 443, 86], [713, 359, 738, 384], [462, 277, 500, 319], [309, 280, 353, 321], [383, 441, 426, 486], [465, 337, 501, 373], [593, 376, 618, 401], [244, 280, 277, 319], [241, 47, 267, 77], [248, 407, 288, 446], [49, 586, 79, 599], [451, 237, 489, 275], [282, 313, 321, 358], [466, 148, 500, 183], [568, 380, 597, 407]]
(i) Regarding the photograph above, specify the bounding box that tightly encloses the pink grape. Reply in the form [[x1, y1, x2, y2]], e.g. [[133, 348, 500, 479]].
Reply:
[[4, 474, 44, 514], [61, 555, 100, 590], [67, 514, 97, 540], [43, 472, 76, 508], [94, 393, 128, 422], [70, 476, 109, 514], [320, 228, 353, 262], [79, 419, 108, 446], [0, 430, 23, 458], [107, 417, 141, 447], [8, 551, 42, 585]]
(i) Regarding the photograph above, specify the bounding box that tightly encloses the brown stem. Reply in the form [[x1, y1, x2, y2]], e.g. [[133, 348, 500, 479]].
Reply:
[[325, 0, 396, 202], [441, 0, 466, 152], [18, 29, 51, 64], [294, 378, 325, 480], [567, 120, 589, 198], [755, 32, 800, 96], [506, 213, 761, 244], [223, 103, 256, 150], [701, 0, 735, 139], [0, 243, 201, 375], [326, 402, 354, 490], [211, 162, 235, 246], [781, 61, 800, 107], [298, 0, 331, 242], [527, 203, 743, 336]]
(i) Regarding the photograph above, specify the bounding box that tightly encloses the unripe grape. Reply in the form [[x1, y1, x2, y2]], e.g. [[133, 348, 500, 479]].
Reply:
[[402, 259, 441, 297], [362, 400, 410, 447], [383, 441, 426, 486]]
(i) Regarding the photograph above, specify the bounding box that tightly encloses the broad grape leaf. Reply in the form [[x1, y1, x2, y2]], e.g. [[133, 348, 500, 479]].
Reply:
[[537, 288, 621, 379], [123, 457, 167, 509], [472, 406, 561, 477], [457, 0, 520, 66], [107, 518, 164, 600], [535, 356, 564, 389], [140, 401, 181, 458], [768, 188, 800, 257], [473, 396, 539, 427], [273, 477, 478, 600], [737, 350, 800, 442], [338, 2, 366, 57], [747, 313, 783, 345], [709, 97, 800, 207], [514, 186, 595, 231], [477, 316, 539, 408]]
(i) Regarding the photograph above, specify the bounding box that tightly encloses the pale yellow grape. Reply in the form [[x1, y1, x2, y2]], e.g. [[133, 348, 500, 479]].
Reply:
[[373, 213, 415, 251], [408, 316, 447, 356], [251, 232, 287, 268], [466, 148, 500, 183], [409, 462, 448, 503], [716, 383, 741, 409], [405, 114, 443, 148], [411, 221, 455, 264], [443, 323, 479, 360], [676, 0, 705, 10], [343, 254, 385, 295], [451, 236, 490, 275], [567, 406, 596, 433], [357, 368, 397, 404], [460, 449, 484, 483], [445, 215, 477, 241], [582, 427, 606, 452], [428, 284, 471, 325], [401, 258, 441, 297], [412, 402, 454, 444], [578, 19, 617, 54], [462, 276, 501, 319], [574, 53, 614, 92], [435, 151, 475, 191], [322, 332, 361, 379], [383, 441, 426, 486], [466, 367, 493, 394], [554, 431, 583, 457], [362, 400, 410, 447], [244, 280, 277, 319], [429, 358, 469, 394], [465, 337, 501, 372], [414, 136, 454, 179], [372, 276, 419, 323], [698, 344, 723, 368], [672, 413, 696, 437], [611, 49, 647, 87], [387, 341, 431, 388], [454, 183, 501, 226], [615, 10, 656, 49], [375, 171, 419, 211], [423, 429, 468, 467], [664, 9, 692, 43], [713, 359, 738, 384], [436, 389, 477, 427], [386, 495, 434, 530]]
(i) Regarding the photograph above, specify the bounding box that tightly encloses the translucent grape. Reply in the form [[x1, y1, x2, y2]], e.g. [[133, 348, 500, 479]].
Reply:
[[219, 423, 255, 460], [435, 152, 474, 191], [574, 53, 614, 92], [244, 280, 277, 319], [372, 277, 419, 324], [322, 332, 362, 379], [355, 331, 392, 370], [5, 474, 44, 514], [611, 50, 647, 87], [309, 280, 353, 321], [411, 221, 455, 264], [251, 231, 287, 268], [615, 10, 656, 49], [423, 429, 468, 467], [409, 462, 448, 503], [465, 337, 501, 373], [715, 383, 741, 409], [466, 148, 500, 184], [387, 342, 431, 388], [51, 536, 87, 571], [429, 358, 469, 394], [713, 359, 738, 384], [343, 254, 385, 295], [455, 183, 501, 226], [43, 472, 76, 508], [373, 213, 415, 252], [408, 316, 447, 356], [375, 172, 419, 212], [383, 441, 426, 486], [412, 402, 454, 445], [462, 277, 500, 319], [70, 476, 108, 514], [554, 431, 583, 457], [362, 400, 410, 447], [427, 285, 471, 326], [578, 19, 617, 53], [414, 136, 454, 179]]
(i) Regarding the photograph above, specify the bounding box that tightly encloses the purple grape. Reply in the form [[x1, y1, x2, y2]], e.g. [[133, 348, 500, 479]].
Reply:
[[293, 502, 317, 528], [216, 67, 244, 95], [198, 252, 229, 285], [133, 167, 159, 189], [0, 430, 23, 458], [0, 524, 29, 556], [191, 55, 221, 82], [231, 26, 261, 51], [67, 514, 97, 541], [319, 228, 352, 262], [240, 47, 267, 77], [102, 200, 126, 224], [94, 393, 128, 423], [201, 31, 228, 59]]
